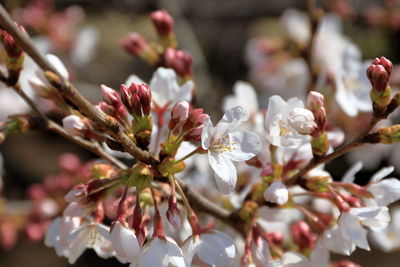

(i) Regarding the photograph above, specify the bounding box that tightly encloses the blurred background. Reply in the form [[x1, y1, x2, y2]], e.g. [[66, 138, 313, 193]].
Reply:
[[1, 0, 400, 266]]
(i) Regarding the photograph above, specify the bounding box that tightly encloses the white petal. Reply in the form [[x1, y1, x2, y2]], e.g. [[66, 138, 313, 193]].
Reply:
[[265, 95, 287, 128], [125, 74, 145, 86], [264, 181, 289, 205], [339, 212, 370, 251], [368, 178, 400, 206], [196, 231, 238, 267], [137, 237, 185, 267], [341, 161, 363, 183], [370, 166, 395, 183], [282, 251, 311, 267], [201, 118, 213, 150], [209, 152, 237, 194], [215, 106, 249, 135], [46, 54, 69, 79], [45, 217, 61, 247], [350, 207, 390, 231], [223, 81, 258, 113], [111, 222, 140, 262], [225, 131, 261, 162]]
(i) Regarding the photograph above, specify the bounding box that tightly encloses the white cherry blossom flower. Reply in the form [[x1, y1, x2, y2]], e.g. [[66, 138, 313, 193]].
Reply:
[[66, 220, 114, 264], [135, 236, 186, 267], [110, 221, 140, 263], [263, 181, 289, 205], [201, 106, 262, 194], [45, 216, 82, 261], [182, 230, 238, 267], [370, 207, 400, 252], [265, 96, 312, 148]]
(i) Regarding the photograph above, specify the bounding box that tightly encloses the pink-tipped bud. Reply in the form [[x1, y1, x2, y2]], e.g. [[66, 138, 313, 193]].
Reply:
[[0, 29, 23, 58], [64, 183, 87, 203], [291, 221, 316, 250], [169, 101, 190, 130], [166, 194, 181, 230], [183, 108, 207, 130], [96, 101, 115, 116], [62, 115, 87, 137], [164, 48, 193, 77], [120, 33, 148, 56], [261, 164, 274, 177], [58, 153, 81, 173], [307, 91, 325, 110], [101, 84, 121, 106], [183, 126, 203, 141], [330, 190, 350, 212], [367, 57, 393, 92], [121, 83, 152, 117], [150, 10, 174, 37], [25, 222, 44, 242]]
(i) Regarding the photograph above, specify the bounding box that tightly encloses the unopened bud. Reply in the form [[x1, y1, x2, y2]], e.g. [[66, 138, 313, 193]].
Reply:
[[263, 181, 289, 205], [368, 57, 393, 114], [182, 126, 202, 141], [164, 48, 193, 77], [65, 183, 87, 203], [291, 221, 315, 250], [157, 157, 185, 177], [129, 162, 154, 190], [120, 33, 160, 65], [287, 107, 316, 135], [150, 10, 174, 37], [166, 194, 181, 230], [367, 57, 393, 91], [101, 84, 120, 106], [121, 83, 152, 117], [307, 91, 324, 110], [377, 124, 400, 144], [261, 163, 274, 177], [169, 101, 190, 130], [62, 115, 87, 137]]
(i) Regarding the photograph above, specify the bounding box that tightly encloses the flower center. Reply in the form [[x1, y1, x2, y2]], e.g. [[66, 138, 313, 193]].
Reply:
[[209, 133, 236, 153]]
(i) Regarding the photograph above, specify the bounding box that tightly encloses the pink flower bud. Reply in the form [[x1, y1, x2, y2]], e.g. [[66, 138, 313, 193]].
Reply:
[[291, 221, 316, 250], [62, 115, 87, 137], [169, 101, 190, 130], [96, 101, 115, 115], [64, 183, 87, 203], [307, 91, 324, 110], [27, 184, 47, 200], [120, 33, 148, 56], [183, 126, 203, 141], [150, 10, 174, 36], [0, 29, 22, 58], [367, 57, 393, 92], [101, 84, 121, 106], [137, 83, 152, 116], [164, 48, 193, 77], [261, 164, 274, 177], [25, 222, 44, 242], [0, 221, 17, 250], [166, 194, 181, 230], [58, 153, 81, 173]]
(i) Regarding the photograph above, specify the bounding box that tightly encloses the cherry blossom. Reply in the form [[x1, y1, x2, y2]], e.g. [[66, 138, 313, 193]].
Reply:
[[201, 106, 262, 194]]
